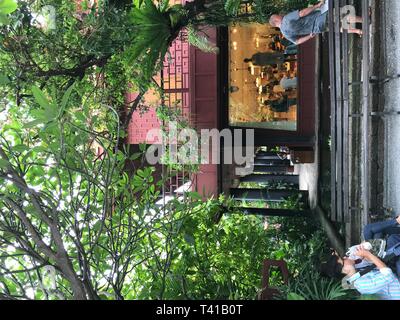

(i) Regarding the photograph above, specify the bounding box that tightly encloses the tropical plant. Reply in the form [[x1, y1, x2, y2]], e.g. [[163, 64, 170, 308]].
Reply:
[[0, 0, 330, 301], [276, 260, 351, 300], [127, 0, 174, 80], [187, 24, 219, 54], [0, 81, 212, 299], [284, 276, 349, 300], [0, 0, 17, 25], [128, 0, 316, 81], [224, 0, 241, 16]]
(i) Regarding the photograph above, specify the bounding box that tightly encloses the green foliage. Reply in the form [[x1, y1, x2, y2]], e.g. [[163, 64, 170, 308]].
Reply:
[[0, 0, 17, 25], [191, 0, 315, 26], [127, 0, 176, 80], [136, 209, 333, 300], [0, 0, 17, 14], [0, 0, 331, 301], [270, 194, 307, 210], [0, 1, 144, 106], [357, 294, 380, 300], [287, 292, 305, 300], [137, 209, 268, 299], [187, 25, 219, 54], [224, 0, 241, 17], [273, 226, 356, 301], [282, 272, 349, 300], [0, 88, 208, 299]]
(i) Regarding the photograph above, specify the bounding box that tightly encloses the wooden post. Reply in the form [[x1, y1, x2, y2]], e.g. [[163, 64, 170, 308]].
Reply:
[[260, 260, 289, 300], [239, 174, 299, 185]]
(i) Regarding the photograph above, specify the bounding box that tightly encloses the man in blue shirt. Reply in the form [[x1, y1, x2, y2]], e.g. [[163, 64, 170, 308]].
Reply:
[[362, 217, 400, 277], [344, 247, 400, 300], [269, 1, 363, 45], [321, 216, 400, 300], [280, 76, 297, 90]]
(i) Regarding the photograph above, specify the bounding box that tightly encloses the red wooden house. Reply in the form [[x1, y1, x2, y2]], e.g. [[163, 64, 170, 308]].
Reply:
[[127, 13, 318, 198]]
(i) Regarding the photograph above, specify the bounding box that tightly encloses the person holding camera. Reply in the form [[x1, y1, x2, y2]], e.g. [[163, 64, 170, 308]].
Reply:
[[321, 216, 400, 300]]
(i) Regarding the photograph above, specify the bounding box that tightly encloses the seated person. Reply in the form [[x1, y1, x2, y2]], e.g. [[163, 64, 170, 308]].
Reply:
[[321, 216, 400, 300], [268, 79, 280, 87], [273, 85, 285, 94], [259, 85, 272, 95], [272, 35, 298, 56], [342, 247, 400, 300], [280, 76, 298, 90], [269, 0, 364, 45], [361, 216, 400, 277], [265, 95, 297, 113]]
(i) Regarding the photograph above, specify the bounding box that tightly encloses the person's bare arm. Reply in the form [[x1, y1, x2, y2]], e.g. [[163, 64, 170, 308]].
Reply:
[[299, 1, 325, 18], [296, 34, 316, 45], [356, 247, 387, 270]]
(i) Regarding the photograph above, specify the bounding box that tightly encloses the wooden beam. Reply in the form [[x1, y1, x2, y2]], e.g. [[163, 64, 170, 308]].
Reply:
[[255, 154, 281, 160], [239, 174, 299, 185], [254, 159, 291, 166], [253, 165, 293, 174], [230, 188, 308, 202], [328, 0, 337, 222], [233, 207, 311, 217], [334, 0, 343, 223], [341, 0, 350, 224], [361, 0, 371, 230]]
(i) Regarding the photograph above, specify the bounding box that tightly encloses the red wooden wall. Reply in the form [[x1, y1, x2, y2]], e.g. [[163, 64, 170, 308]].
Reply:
[[126, 29, 316, 198], [189, 28, 219, 197], [297, 38, 317, 138]]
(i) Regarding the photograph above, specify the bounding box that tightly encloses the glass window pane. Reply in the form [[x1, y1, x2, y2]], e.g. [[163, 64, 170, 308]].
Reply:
[[229, 24, 298, 131]]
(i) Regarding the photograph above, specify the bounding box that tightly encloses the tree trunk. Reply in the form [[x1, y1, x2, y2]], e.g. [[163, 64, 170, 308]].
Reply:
[[314, 205, 346, 257]]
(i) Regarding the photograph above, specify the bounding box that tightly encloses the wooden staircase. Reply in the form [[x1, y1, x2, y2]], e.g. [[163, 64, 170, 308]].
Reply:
[[230, 149, 311, 218]]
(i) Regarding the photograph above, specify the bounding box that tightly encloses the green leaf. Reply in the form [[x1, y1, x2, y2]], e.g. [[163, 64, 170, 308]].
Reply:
[[30, 109, 48, 122], [187, 192, 201, 200], [0, 13, 10, 25], [98, 293, 111, 300], [13, 144, 29, 153], [31, 146, 48, 153], [287, 293, 306, 300], [139, 143, 147, 152], [0, 73, 10, 85], [186, 269, 197, 276], [31, 86, 58, 121], [92, 221, 103, 232], [42, 121, 58, 135], [0, 0, 18, 15], [31, 86, 51, 110], [133, 0, 144, 8], [158, 0, 169, 12], [25, 119, 44, 129], [0, 158, 9, 168], [184, 233, 195, 245], [130, 152, 142, 161], [224, 0, 241, 16], [59, 84, 75, 118]]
